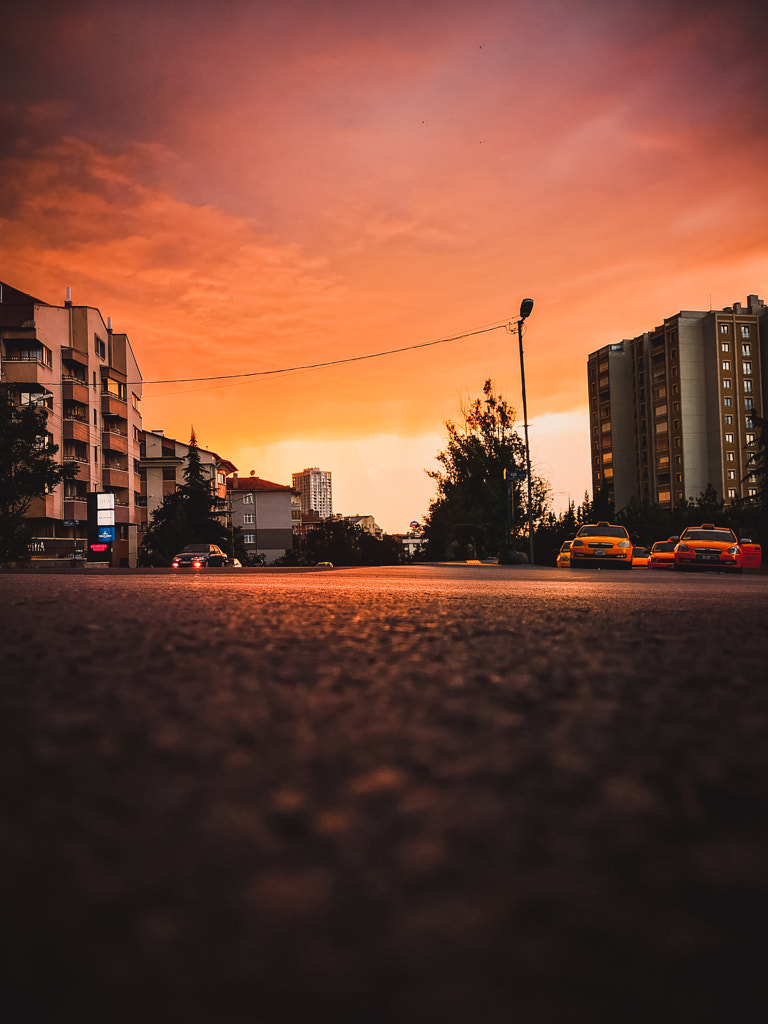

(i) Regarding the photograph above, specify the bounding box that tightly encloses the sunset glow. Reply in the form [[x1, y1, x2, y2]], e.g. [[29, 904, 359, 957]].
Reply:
[[3, 0, 767, 531]]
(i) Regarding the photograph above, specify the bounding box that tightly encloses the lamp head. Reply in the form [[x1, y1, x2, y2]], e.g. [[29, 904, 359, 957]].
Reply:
[[520, 297, 534, 320]]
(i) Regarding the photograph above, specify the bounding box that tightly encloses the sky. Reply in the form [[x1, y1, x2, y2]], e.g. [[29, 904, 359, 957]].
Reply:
[[2, 0, 767, 533]]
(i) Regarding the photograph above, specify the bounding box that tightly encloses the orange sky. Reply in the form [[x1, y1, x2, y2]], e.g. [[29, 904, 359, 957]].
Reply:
[[3, 0, 768, 532]]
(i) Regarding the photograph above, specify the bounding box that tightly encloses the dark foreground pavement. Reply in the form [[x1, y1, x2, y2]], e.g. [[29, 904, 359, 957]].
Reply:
[[2, 566, 767, 1023]]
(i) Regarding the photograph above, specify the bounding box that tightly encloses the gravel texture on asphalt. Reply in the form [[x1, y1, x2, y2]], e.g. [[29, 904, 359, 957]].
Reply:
[[1, 568, 767, 1023]]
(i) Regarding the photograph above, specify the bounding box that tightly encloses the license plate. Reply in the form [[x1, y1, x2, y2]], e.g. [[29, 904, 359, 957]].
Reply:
[[594, 548, 606, 556]]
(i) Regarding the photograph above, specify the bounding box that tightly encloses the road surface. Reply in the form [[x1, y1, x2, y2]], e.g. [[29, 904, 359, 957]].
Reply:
[[2, 565, 767, 1023]]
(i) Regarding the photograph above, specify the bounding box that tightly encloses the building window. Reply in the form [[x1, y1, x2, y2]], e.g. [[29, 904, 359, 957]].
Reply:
[[725, 433, 734, 444], [725, 415, 733, 425], [746, 433, 755, 444], [745, 397, 754, 410], [720, 325, 729, 336], [744, 379, 753, 393], [243, 533, 255, 544], [746, 415, 755, 428], [243, 513, 255, 525], [727, 470, 736, 480], [726, 452, 735, 462], [728, 488, 736, 499], [676, 474, 683, 483], [722, 378, 731, 389], [722, 360, 731, 371], [658, 491, 671, 503], [749, 488, 757, 497], [742, 343, 751, 356], [162, 468, 176, 481], [724, 397, 732, 407], [743, 362, 752, 375], [103, 378, 127, 400], [741, 325, 751, 339], [242, 493, 254, 504], [95, 336, 106, 359]]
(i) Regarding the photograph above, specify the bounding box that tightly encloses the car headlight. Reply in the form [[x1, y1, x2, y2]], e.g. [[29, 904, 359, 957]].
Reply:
[[727, 545, 740, 554], [618, 540, 630, 548], [677, 544, 690, 551], [572, 539, 584, 546]]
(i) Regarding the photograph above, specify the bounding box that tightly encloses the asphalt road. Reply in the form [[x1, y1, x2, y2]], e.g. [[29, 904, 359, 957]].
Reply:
[[2, 565, 767, 1023]]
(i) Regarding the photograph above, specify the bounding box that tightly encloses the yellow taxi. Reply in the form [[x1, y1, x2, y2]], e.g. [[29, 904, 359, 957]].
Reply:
[[648, 538, 677, 569], [631, 546, 650, 568], [556, 540, 571, 567], [569, 522, 633, 570], [674, 524, 758, 572]]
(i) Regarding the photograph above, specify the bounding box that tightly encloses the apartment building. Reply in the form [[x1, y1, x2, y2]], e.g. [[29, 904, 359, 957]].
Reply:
[[139, 429, 236, 533], [292, 466, 333, 519], [588, 294, 766, 512], [227, 472, 294, 565], [1, 280, 143, 566]]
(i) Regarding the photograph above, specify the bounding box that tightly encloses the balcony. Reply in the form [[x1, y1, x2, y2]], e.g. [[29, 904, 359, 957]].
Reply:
[[1, 359, 52, 386], [63, 419, 90, 443], [63, 457, 91, 482], [101, 393, 126, 417], [114, 503, 133, 524], [62, 379, 90, 403], [61, 346, 89, 367], [102, 467, 129, 488], [102, 429, 129, 454], [63, 499, 88, 521]]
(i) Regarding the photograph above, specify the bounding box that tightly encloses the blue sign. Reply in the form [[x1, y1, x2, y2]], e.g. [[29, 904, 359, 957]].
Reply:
[[97, 526, 115, 542]]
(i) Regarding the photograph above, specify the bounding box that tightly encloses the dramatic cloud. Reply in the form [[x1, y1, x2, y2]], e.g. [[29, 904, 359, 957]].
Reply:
[[3, 0, 768, 530]]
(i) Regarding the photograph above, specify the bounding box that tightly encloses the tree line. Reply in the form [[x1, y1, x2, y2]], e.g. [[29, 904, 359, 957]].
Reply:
[[2, 378, 766, 566]]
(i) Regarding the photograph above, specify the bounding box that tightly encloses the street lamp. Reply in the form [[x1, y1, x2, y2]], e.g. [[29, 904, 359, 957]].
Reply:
[[517, 298, 535, 565]]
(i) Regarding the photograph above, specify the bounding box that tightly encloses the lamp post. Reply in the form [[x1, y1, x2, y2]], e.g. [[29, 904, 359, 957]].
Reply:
[[517, 298, 535, 565]]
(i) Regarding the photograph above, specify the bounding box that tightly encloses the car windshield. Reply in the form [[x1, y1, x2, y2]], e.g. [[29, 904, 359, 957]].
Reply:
[[652, 542, 676, 552], [682, 529, 735, 542], [181, 544, 213, 553], [577, 526, 628, 539]]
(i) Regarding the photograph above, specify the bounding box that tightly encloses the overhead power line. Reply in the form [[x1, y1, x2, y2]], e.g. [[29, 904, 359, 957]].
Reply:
[[136, 319, 511, 390]]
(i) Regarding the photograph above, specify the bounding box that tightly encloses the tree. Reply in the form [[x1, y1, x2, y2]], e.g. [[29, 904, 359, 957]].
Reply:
[[423, 379, 550, 561], [277, 519, 402, 567], [0, 387, 77, 564], [138, 432, 229, 566]]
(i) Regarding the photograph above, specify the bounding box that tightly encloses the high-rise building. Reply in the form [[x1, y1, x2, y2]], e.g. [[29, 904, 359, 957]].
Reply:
[[588, 294, 766, 512], [292, 466, 332, 519], [1, 280, 143, 566]]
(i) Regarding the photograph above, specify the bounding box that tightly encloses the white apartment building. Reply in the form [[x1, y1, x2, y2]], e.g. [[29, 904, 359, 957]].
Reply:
[[292, 466, 333, 519]]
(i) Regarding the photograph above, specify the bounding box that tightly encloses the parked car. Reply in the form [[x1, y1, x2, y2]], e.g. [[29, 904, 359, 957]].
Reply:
[[631, 546, 650, 568], [556, 540, 571, 567], [569, 522, 633, 570], [315, 561, 334, 568], [172, 543, 228, 568], [673, 524, 757, 572], [648, 539, 677, 569]]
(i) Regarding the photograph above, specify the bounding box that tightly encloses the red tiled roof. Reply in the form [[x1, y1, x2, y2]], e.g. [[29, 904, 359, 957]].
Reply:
[[228, 475, 292, 492]]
